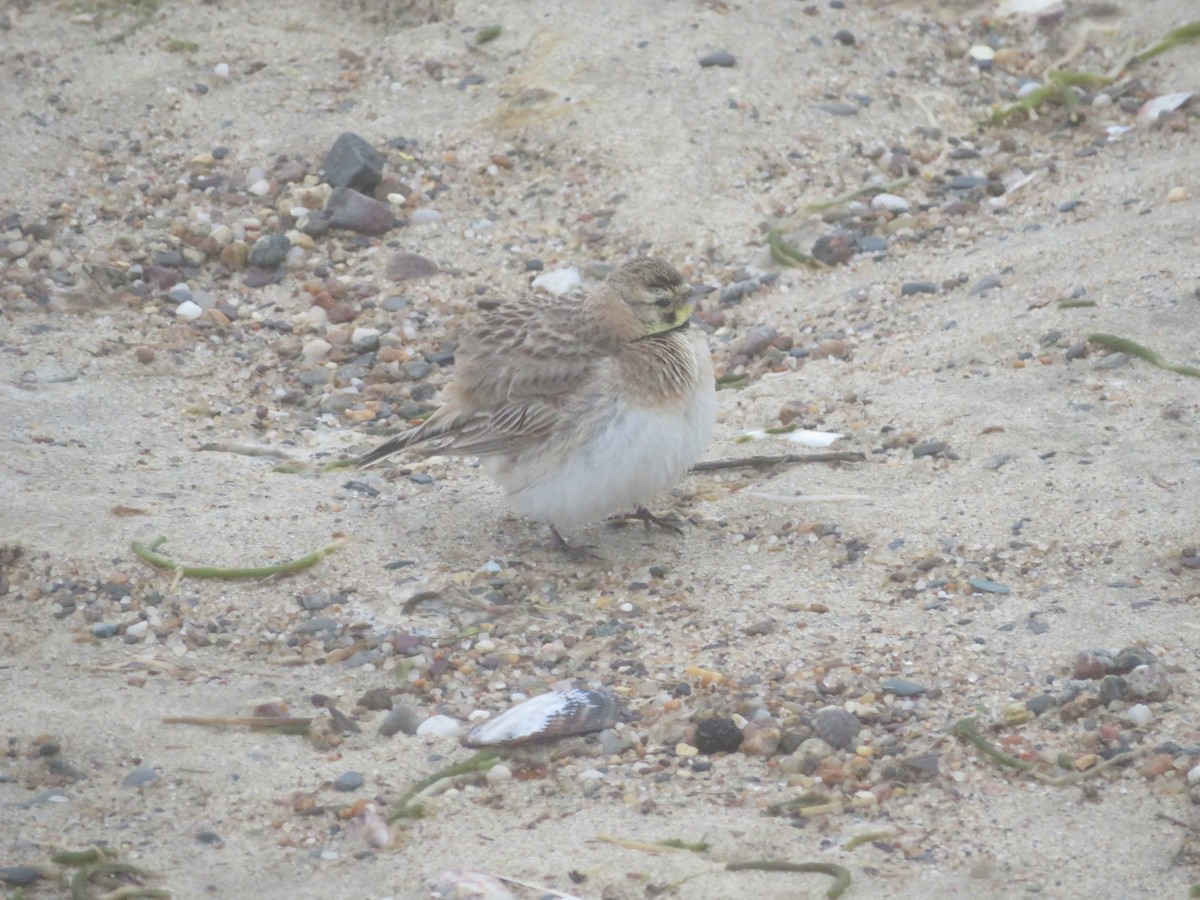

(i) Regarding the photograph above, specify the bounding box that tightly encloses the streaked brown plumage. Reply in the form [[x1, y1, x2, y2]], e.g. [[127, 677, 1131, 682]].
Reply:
[[358, 256, 716, 536]]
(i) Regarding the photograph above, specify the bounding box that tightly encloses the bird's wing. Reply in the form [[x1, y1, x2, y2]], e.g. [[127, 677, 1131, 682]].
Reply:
[[454, 295, 598, 405], [435, 397, 563, 457]]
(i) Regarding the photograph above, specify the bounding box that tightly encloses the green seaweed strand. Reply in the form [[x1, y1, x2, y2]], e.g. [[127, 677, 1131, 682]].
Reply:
[[1088, 333, 1200, 378], [130, 536, 343, 579], [726, 860, 852, 899]]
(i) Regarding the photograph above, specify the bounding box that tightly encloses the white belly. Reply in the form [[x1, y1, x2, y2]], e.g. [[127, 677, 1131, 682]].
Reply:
[[486, 348, 716, 532]]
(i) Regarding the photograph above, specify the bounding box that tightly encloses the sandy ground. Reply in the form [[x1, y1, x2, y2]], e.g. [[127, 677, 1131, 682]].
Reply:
[[2, 0, 1199, 898]]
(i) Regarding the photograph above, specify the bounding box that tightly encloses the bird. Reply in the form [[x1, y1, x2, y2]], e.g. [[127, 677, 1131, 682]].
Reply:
[[357, 256, 717, 547]]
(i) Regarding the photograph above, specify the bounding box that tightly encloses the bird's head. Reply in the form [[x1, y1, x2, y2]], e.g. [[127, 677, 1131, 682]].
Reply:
[[606, 257, 710, 336]]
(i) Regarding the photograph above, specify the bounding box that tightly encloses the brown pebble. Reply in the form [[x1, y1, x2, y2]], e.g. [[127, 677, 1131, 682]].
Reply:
[[739, 721, 782, 756], [327, 302, 359, 324], [135, 346, 155, 364], [778, 400, 808, 427], [220, 241, 249, 271], [1139, 753, 1177, 779], [810, 339, 850, 360]]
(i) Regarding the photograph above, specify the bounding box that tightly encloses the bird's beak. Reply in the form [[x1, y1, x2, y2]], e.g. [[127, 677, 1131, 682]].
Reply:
[[688, 284, 716, 302]]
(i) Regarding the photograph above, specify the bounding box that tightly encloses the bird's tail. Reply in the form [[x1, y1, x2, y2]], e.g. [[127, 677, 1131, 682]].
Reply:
[[356, 428, 421, 468]]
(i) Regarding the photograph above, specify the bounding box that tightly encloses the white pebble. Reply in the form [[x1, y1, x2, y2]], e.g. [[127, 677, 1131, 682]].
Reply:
[[415, 714, 465, 738], [247, 178, 272, 197], [213, 62, 230, 78], [209, 224, 234, 247], [532, 267, 582, 296], [175, 300, 204, 320], [485, 764, 512, 785], [351, 327, 381, 345], [301, 339, 332, 362], [968, 45, 995, 64], [1188, 764, 1200, 785], [125, 621, 149, 639], [410, 207, 442, 225], [284, 246, 307, 270], [1016, 81, 1043, 99], [1126, 703, 1152, 726], [871, 193, 909, 213]]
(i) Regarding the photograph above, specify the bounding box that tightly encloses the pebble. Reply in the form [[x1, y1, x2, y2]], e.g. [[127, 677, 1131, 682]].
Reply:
[[122, 765, 157, 787], [319, 132, 385, 194], [167, 283, 193, 303], [967, 576, 1010, 594], [357, 687, 393, 711], [379, 704, 420, 737], [532, 267, 582, 296], [175, 301, 204, 321], [969, 274, 1003, 295], [832, 29, 856, 46], [968, 44, 995, 66], [125, 620, 149, 639], [386, 251, 438, 281], [301, 339, 332, 362], [881, 678, 926, 696], [901, 281, 938, 296], [485, 764, 513, 785], [91, 623, 119, 638], [739, 720, 782, 756], [0, 867, 43, 887], [1124, 664, 1170, 702], [248, 233, 291, 268], [333, 771, 364, 792], [699, 51, 736, 68], [326, 187, 397, 236], [1187, 762, 1200, 785], [871, 193, 908, 213], [693, 717, 744, 755], [814, 707, 860, 750], [415, 714, 464, 738], [949, 175, 988, 191], [816, 102, 859, 117], [911, 440, 946, 458], [409, 208, 443, 225]]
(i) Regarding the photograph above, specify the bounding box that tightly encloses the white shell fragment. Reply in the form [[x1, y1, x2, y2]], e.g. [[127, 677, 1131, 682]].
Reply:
[[464, 689, 621, 747], [742, 429, 844, 447], [1137, 92, 1193, 126]]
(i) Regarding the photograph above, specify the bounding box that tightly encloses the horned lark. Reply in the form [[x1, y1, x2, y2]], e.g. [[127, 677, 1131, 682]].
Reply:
[[358, 256, 716, 543]]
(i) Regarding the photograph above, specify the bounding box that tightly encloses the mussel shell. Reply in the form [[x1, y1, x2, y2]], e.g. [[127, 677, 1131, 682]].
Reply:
[[463, 689, 622, 747]]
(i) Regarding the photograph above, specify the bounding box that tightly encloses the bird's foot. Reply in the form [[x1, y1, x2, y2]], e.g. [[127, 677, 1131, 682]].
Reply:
[[617, 506, 685, 536]]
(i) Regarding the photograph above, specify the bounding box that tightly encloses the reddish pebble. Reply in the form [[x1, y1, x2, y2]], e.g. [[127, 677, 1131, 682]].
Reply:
[[135, 346, 155, 364], [327, 302, 359, 324]]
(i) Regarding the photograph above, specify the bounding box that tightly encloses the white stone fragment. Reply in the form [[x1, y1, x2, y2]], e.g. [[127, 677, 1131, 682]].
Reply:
[[532, 267, 582, 296]]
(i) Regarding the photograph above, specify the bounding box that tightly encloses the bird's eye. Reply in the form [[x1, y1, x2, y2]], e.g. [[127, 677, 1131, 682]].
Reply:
[[654, 297, 673, 308]]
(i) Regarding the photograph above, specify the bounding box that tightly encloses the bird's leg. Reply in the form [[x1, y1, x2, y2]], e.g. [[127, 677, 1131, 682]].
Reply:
[[550, 526, 601, 560], [627, 506, 685, 536]]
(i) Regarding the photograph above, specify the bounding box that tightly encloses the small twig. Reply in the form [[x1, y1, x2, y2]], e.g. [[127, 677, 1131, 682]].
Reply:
[[726, 860, 852, 899], [691, 451, 865, 472], [194, 442, 293, 460], [162, 715, 313, 734], [594, 834, 684, 855], [130, 536, 344, 580]]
